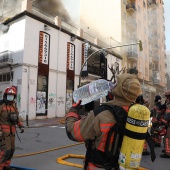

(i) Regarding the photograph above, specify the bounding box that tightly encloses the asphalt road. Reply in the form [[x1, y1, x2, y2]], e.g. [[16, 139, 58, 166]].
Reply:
[[11, 125, 170, 170]]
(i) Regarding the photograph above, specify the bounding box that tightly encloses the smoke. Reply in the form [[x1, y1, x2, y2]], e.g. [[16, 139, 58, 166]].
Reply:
[[33, 0, 71, 22], [0, 0, 71, 22], [0, 0, 22, 15]]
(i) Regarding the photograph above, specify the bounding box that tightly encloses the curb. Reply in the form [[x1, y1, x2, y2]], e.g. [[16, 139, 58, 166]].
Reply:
[[23, 118, 65, 128]]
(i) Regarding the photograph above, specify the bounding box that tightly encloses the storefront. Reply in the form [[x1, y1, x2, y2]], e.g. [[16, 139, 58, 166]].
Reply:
[[0, 11, 121, 120]]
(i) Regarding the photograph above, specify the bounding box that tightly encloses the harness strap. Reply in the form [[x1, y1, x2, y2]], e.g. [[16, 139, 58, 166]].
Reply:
[[84, 140, 92, 170], [146, 131, 156, 162], [125, 129, 147, 140]]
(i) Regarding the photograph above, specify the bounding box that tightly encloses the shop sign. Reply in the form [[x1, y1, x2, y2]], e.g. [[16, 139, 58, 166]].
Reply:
[[67, 42, 75, 71], [82, 42, 89, 77], [38, 31, 50, 65]]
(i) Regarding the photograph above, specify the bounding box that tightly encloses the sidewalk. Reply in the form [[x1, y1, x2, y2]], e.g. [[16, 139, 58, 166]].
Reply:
[[22, 117, 66, 128]]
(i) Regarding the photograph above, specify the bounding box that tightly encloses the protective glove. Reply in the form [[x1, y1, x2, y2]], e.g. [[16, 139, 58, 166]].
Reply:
[[69, 100, 82, 114], [72, 100, 82, 110], [20, 128, 24, 133]]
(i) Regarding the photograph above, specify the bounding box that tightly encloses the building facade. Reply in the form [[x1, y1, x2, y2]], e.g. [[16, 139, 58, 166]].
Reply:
[[166, 52, 170, 90], [79, 0, 166, 107], [0, 0, 121, 120]]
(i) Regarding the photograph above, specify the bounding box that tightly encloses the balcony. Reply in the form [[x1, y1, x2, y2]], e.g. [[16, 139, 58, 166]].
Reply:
[[126, 51, 138, 61], [152, 71, 160, 85], [126, 3, 136, 13], [0, 51, 13, 67], [147, 0, 157, 7], [152, 56, 159, 63], [153, 78, 160, 85]]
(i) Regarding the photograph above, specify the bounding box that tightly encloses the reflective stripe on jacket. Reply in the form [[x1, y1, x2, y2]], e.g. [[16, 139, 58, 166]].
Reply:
[[66, 105, 129, 151], [0, 101, 23, 133]]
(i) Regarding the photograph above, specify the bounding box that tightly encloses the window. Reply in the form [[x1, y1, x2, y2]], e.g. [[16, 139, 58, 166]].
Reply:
[[143, 1, 146, 8], [37, 75, 47, 91], [0, 72, 13, 82]]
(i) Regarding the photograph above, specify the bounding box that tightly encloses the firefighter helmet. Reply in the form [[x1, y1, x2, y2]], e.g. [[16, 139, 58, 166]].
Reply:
[[165, 90, 170, 96], [154, 95, 161, 103], [158, 126, 167, 136], [4, 86, 17, 96]]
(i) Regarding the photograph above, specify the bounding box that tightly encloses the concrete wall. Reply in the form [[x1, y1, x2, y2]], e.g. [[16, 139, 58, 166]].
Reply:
[[0, 14, 119, 120]]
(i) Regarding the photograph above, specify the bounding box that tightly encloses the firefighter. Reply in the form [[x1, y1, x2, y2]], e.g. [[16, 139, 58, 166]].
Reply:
[[66, 74, 142, 170], [150, 95, 165, 147], [160, 90, 170, 158], [0, 86, 24, 170]]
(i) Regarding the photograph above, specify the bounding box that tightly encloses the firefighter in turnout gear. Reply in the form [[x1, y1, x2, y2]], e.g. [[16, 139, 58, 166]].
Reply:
[[0, 86, 24, 170], [150, 95, 166, 147], [66, 74, 142, 170], [160, 90, 170, 158]]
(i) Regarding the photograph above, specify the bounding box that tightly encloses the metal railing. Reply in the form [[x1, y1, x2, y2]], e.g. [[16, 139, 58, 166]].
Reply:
[[126, 51, 138, 60], [126, 3, 136, 11], [0, 50, 13, 64], [0, 5, 22, 22], [147, 0, 157, 6], [32, 6, 55, 24]]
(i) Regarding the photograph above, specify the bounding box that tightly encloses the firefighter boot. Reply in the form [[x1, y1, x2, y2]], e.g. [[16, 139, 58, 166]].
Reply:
[[160, 154, 170, 158]]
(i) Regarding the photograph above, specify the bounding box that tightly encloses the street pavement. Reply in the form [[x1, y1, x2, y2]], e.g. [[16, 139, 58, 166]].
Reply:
[[22, 117, 66, 128], [17, 117, 170, 170]]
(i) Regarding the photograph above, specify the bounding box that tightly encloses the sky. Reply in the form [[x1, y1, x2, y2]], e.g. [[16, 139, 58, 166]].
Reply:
[[62, 0, 170, 52], [164, 0, 170, 52]]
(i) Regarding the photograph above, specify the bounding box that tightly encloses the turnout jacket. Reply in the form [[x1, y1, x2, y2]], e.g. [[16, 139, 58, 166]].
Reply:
[[66, 105, 128, 152], [0, 99, 23, 134], [161, 102, 170, 156]]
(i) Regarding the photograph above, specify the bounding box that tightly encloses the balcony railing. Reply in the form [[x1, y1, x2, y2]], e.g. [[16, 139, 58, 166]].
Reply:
[[126, 51, 138, 61], [152, 56, 159, 63], [153, 78, 160, 85], [126, 3, 136, 12], [0, 51, 13, 65], [147, 0, 157, 6]]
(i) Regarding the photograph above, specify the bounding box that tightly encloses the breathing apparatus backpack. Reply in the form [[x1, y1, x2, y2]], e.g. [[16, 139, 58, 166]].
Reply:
[[84, 104, 127, 170], [85, 104, 156, 170]]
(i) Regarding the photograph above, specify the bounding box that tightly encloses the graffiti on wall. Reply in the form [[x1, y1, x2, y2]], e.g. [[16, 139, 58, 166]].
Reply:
[[17, 79, 22, 85], [57, 96, 64, 105], [30, 97, 36, 106], [48, 93, 56, 108], [29, 79, 35, 85], [36, 91, 46, 114]]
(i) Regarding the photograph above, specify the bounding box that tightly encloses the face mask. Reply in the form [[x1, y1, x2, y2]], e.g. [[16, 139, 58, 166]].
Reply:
[[7, 95, 14, 101]]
